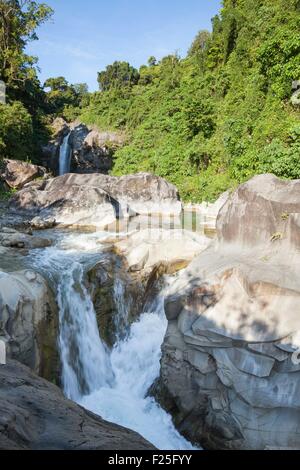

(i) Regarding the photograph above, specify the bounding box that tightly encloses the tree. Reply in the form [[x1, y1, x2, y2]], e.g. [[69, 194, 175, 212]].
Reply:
[[148, 56, 157, 67], [188, 30, 211, 57], [0, 1, 53, 96], [73, 83, 89, 96], [44, 78, 89, 116], [44, 77, 69, 92], [0, 101, 33, 160], [97, 61, 140, 91]]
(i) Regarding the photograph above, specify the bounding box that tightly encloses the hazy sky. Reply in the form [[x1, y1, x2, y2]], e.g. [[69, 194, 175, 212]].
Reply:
[[27, 0, 222, 91]]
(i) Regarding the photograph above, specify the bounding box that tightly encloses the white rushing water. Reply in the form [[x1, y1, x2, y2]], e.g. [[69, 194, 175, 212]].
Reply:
[[31, 233, 195, 450], [59, 133, 72, 176]]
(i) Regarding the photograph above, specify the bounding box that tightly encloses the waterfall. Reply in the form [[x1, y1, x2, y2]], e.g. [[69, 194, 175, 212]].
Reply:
[[29, 233, 195, 450], [59, 133, 71, 176], [58, 261, 114, 401]]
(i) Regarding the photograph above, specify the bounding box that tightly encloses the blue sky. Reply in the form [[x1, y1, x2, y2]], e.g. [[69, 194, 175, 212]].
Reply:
[[27, 0, 222, 91]]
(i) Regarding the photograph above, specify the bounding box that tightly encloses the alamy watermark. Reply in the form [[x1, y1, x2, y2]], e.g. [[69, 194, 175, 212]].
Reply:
[[0, 80, 6, 104], [0, 339, 6, 365]]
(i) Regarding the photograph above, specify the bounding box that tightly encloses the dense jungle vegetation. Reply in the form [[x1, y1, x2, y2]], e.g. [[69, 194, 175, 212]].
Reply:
[[0, 0, 300, 201]]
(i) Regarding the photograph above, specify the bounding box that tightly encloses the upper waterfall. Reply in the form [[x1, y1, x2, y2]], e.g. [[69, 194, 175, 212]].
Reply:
[[59, 133, 71, 176]]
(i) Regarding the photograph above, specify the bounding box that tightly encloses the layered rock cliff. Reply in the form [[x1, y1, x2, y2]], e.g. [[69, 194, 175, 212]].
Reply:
[[156, 174, 300, 450]]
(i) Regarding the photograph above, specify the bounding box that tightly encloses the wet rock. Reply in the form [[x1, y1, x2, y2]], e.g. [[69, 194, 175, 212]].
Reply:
[[115, 229, 210, 274], [30, 216, 57, 230], [0, 227, 52, 249], [86, 254, 145, 347]]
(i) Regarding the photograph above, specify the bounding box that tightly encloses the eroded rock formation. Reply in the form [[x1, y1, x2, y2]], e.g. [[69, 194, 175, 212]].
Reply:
[[156, 174, 300, 450], [9, 173, 182, 228], [0, 270, 58, 381]]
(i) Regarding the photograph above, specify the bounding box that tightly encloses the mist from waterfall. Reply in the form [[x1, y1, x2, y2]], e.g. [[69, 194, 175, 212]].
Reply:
[[29, 233, 195, 450], [59, 133, 71, 176]]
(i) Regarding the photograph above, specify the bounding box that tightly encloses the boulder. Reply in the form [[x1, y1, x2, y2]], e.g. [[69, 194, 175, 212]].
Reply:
[[156, 174, 300, 450], [30, 216, 57, 230], [70, 125, 124, 174], [0, 270, 58, 381], [0, 227, 52, 249], [115, 229, 211, 274], [51, 117, 69, 138], [0, 360, 154, 450], [10, 173, 182, 229], [0, 159, 47, 190], [217, 174, 300, 248]]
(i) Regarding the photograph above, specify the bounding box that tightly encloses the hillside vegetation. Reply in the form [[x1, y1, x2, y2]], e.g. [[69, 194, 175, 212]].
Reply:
[[79, 0, 300, 201], [0, 0, 300, 201]]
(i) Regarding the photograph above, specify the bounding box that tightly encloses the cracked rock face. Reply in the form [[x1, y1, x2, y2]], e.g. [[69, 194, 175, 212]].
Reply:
[[0, 360, 154, 450], [156, 174, 300, 450]]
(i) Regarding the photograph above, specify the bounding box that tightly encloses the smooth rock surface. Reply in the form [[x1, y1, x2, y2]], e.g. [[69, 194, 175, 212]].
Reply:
[[0, 227, 52, 249], [0, 360, 154, 450], [157, 175, 300, 450], [10, 173, 182, 228], [115, 229, 211, 273], [0, 270, 58, 380]]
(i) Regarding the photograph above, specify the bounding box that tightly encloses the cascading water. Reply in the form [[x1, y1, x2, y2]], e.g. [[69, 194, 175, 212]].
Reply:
[[59, 133, 71, 176], [57, 261, 114, 400], [29, 232, 195, 450]]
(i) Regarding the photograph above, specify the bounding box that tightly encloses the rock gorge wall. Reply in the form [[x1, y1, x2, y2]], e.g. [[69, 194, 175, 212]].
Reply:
[[42, 118, 125, 175], [156, 174, 300, 450]]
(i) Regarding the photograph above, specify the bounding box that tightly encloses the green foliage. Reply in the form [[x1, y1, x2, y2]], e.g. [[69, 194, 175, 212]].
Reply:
[[44, 76, 89, 117], [0, 102, 34, 160], [79, 0, 300, 201], [0, 0, 53, 99], [97, 61, 140, 91], [0, 1, 53, 162]]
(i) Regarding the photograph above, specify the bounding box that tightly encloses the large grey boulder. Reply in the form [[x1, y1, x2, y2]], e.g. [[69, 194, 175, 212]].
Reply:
[[0, 227, 52, 249], [9, 173, 182, 229], [115, 229, 211, 274], [71, 125, 124, 174], [0, 159, 47, 190], [156, 174, 300, 450], [217, 174, 300, 248], [0, 270, 58, 381], [0, 360, 154, 450]]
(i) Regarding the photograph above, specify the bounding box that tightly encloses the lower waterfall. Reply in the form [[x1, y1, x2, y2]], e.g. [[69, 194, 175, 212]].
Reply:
[[30, 232, 195, 450]]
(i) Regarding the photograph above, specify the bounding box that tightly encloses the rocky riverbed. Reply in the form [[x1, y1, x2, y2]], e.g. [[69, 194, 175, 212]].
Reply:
[[1, 164, 300, 450]]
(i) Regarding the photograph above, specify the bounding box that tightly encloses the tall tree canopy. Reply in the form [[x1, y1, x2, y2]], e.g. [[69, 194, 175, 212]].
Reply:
[[97, 61, 140, 91], [0, 0, 53, 162], [0, 0, 53, 97]]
